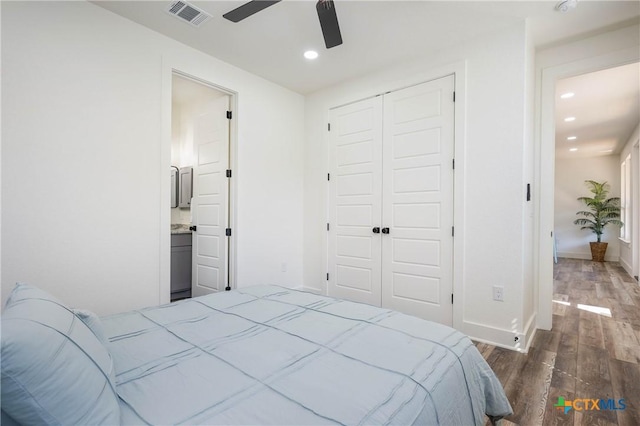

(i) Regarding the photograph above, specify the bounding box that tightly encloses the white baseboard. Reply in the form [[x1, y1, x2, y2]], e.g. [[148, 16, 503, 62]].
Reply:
[[462, 320, 527, 352], [557, 251, 619, 262], [619, 257, 633, 277], [295, 285, 323, 295]]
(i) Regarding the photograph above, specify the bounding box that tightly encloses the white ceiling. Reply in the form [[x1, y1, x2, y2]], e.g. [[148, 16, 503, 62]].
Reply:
[[555, 62, 640, 159], [93, 0, 640, 95], [95, 1, 640, 161]]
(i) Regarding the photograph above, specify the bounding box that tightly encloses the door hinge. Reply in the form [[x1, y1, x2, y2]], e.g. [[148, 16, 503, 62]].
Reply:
[[326, 273, 329, 281], [453, 92, 456, 102], [225, 228, 232, 236], [328, 123, 331, 131], [451, 294, 454, 304], [226, 169, 232, 178], [452, 159, 455, 170], [327, 223, 330, 231], [226, 111, 232, 119], [452, 226, 455, 237], [327, 173, 330, 181]]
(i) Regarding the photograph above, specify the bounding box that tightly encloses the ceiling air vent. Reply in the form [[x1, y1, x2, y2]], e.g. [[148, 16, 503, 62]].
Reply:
[[166, 1, 212, 27]]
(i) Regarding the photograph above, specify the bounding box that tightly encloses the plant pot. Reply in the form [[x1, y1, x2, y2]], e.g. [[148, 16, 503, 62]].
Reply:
[[589, 242, 608, 262]]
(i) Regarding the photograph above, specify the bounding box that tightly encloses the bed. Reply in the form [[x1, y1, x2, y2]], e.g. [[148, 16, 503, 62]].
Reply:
[[1, 283, 512, 425]]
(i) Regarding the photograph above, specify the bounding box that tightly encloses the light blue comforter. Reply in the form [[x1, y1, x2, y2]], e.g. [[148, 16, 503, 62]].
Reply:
[[102, 286, 512, 425]]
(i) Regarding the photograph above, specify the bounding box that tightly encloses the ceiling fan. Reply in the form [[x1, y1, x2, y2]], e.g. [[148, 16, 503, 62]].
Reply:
[[223, 0, 343, 49]]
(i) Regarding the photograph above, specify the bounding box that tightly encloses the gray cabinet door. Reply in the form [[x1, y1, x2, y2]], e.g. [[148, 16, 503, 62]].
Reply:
[[179, 167, 193, 208], [171, 234, 192, 295]]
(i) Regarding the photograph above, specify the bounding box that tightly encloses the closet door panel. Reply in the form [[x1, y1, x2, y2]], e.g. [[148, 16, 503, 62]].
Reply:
[[327, 97, 383, 305], [381, 76, 455, 325]]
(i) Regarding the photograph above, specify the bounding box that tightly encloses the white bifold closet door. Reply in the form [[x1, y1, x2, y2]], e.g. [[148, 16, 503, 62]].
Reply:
[[327, 96, 384, 306], [191, 95, 230, 297], [328, 75, 454, 325]]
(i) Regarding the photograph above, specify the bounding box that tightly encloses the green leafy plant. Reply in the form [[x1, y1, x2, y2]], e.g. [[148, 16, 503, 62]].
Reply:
[[573, 180, 623, 242]]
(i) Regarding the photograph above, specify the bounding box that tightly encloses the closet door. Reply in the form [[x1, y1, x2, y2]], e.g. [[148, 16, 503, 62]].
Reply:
[[327, 97, 383, 306], [191, 95, 230, 297], [381, 76, 455, 325]]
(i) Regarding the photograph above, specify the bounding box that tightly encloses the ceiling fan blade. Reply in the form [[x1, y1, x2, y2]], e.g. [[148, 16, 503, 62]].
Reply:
[[223, 0, 281, 23], [316, 0, 343, 49]]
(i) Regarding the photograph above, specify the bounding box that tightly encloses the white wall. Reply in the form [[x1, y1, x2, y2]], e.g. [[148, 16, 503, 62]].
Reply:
[[304, 22, 533, 349], [521, 21, 537, 346], [1, 1, 304, 315], [619, 123, 640, 276], [555, 156, 622, 260]]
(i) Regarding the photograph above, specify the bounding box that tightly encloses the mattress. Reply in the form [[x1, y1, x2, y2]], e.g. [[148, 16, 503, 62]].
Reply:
[[102, 285, 512, 425]]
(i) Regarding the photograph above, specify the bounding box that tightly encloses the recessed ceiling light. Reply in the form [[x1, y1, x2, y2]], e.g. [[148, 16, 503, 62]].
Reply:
[[304, 50, 318, 60], [569, 148, 578, 152], [564, 117, 576, 122], [567, 136, 577, 140], [560, 92, 575, 99]]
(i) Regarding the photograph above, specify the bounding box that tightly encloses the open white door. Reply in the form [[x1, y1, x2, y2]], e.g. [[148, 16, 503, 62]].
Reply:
[[191, 95, 230, 297]]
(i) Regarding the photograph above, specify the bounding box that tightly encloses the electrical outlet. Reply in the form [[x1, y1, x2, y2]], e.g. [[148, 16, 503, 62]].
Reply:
[[281, 263, 287, 272], [493, 286, 504, 301]]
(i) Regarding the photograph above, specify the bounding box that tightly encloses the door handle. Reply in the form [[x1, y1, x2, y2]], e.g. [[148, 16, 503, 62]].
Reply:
[[381, 227, 390, 234], [189, 225, 197, 232], [372, 227, 380, 234]]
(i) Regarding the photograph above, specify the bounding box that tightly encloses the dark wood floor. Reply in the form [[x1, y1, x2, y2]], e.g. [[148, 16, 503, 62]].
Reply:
[[476, 258, 640, 426]]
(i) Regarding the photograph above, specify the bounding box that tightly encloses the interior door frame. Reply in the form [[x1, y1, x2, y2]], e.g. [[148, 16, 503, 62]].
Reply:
[[324, 61, 467, 330], [535, 46, 639, 330], [161, 60, 238, 305], [634, 141, 640, 280]]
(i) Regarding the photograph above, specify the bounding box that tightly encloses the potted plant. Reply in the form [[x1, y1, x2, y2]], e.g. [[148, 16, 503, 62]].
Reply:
[[573, 180, 623, 262]]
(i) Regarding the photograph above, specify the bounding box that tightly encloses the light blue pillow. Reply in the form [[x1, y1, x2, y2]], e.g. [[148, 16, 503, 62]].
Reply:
[[73, 308, 109, 346], [1, 283, 120, 425]]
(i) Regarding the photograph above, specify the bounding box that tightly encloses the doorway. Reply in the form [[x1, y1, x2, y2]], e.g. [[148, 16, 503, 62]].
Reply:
[[536, 49, 640, 330], [170, 72, 235, 301], [553, 63, 639, 264]]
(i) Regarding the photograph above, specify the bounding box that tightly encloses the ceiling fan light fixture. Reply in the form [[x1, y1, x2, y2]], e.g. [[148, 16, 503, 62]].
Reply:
[[223, 0, 281, 23], [304, 50, 319, 60], [316, 0, 343, 49], [223, 0, 343, 50]]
